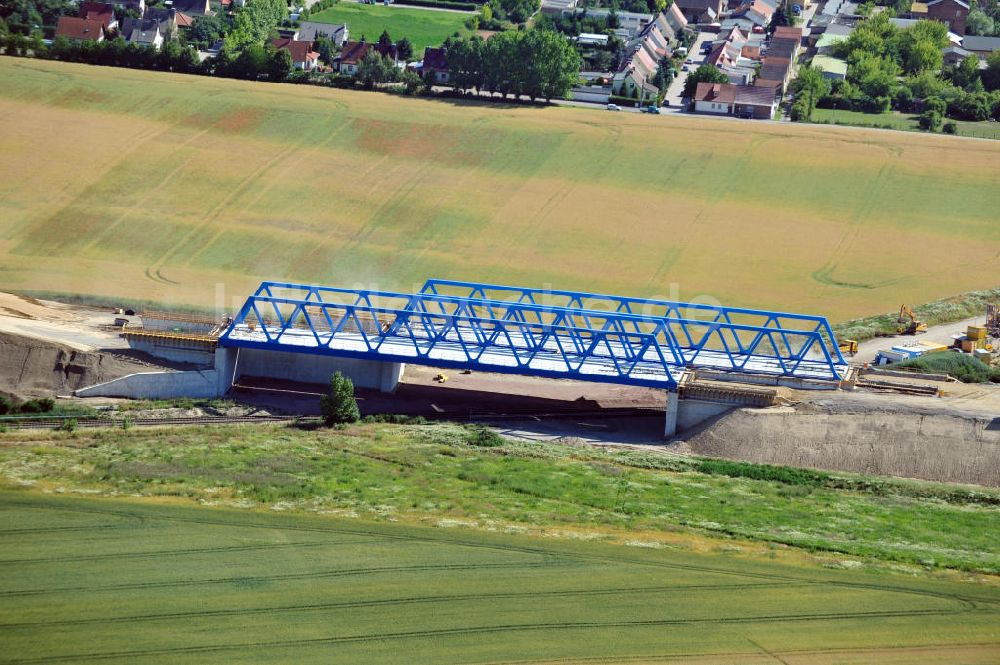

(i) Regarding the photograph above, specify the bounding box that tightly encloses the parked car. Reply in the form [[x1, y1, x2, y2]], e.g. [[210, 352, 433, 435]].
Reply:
[[606, 103, 621, 111], [792, 3, 802, 13], [642, 105, 661, 114], [681, 65, 690, 72]]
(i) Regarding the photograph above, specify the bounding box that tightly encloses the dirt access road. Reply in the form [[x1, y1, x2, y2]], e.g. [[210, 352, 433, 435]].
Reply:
[[0, 293, 130, 351]]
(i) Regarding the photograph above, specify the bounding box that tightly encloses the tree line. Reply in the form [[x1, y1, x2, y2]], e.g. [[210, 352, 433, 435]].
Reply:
[[445, 30, 581, 101]]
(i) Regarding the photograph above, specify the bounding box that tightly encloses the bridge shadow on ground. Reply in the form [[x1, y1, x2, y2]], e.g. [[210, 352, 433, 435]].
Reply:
[[231, 373, 667, 445]]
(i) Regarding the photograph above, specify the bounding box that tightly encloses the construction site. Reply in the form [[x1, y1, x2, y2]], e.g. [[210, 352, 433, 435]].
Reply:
[[2, 282, 998, 487]]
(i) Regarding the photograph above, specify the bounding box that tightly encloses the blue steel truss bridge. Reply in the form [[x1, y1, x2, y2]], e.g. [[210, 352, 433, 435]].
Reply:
[[219, 279, 849, 390]]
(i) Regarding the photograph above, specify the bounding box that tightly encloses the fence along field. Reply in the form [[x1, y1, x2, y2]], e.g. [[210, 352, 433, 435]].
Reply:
[[0, 59, 999, 321], [1, 491, 999, 664]]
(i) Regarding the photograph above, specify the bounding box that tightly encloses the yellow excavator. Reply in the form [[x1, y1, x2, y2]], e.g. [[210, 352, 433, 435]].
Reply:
[[838, 339, 858, 356], [897, 304, 927, 335]]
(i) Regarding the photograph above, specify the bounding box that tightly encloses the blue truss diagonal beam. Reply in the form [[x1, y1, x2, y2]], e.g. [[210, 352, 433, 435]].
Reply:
[[220, 281, 850, 386]]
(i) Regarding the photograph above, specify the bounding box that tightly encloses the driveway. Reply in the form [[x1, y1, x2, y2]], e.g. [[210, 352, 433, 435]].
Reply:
[[662, 29, 715, 110]]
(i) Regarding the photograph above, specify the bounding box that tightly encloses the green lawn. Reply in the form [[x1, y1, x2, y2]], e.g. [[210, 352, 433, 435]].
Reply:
[[811, 107, 1000, 140], [309, 3, 472, 55]]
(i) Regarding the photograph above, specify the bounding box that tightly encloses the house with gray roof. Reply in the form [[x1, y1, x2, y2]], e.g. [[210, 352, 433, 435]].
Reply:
[[297, 21, 349, 47]]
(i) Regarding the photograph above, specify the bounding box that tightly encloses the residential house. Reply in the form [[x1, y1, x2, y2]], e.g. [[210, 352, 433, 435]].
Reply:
[[728, 0, 775, 29], [649, 11, 678, 43], [674, 0, 726, 23], [693, 82, 777, 118], [962, 35, 1000, 57], [941, 45, 971, 66], [577, 33, 610, 46], [172, 0, 213, 17], [811, 54, 848, 78], [581, 9, 653, 37], [541, 0, 578, 14], [54, 16, 106, 42], [109, 0, 146, 15], [924, 0, 968, 34], [756, 57, 792, 91], [175, 12, 195, 30], [79, 2, 118, 31], [891, 17, 963, 43], [664, 2, 688, 34], [272, 37, 321, 70], [772, 25, 805, 42], [127, 20, 164, 48], [122, 7, 177, 42], [421, 46, 449, 83], [297, 21, 349, 47], [612, 11, 676, 99], [338, 40, 372, 75]]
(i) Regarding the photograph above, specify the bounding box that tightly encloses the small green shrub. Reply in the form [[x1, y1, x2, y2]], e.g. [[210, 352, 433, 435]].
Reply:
[[121, 417, 133, 431], [695, 459, 830, 486], [362, 414, 428, 425], [895, 352, 998, 383], [464, 425, 505, 447], [0, 395, 11, 415], [59, 419, 77, 433], [320, 372, 360, 426], [17, 398, 55, 414]]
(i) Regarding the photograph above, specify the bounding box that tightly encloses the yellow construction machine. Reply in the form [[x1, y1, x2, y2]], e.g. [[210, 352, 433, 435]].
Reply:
[[897, 305, 927, 335], [838, 339, 858, 356]]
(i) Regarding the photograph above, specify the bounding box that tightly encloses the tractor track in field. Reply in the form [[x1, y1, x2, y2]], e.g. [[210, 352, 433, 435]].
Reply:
[[0, 537, 385, 565], [0, 560, 573, 598], [4, 607, 986, 664], [5, 499, 996, 610], [0, 581, 814, 629]]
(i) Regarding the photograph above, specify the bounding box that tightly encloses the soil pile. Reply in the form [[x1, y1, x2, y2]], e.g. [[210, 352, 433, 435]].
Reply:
[[0, 332, 155, 398]]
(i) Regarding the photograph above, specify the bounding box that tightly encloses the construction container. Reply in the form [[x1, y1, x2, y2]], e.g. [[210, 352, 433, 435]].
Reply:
[[961, 338, 976, 353], [973, 348, 992, 363], [967, 325, 987, 340], [875, 349, 908, 365]]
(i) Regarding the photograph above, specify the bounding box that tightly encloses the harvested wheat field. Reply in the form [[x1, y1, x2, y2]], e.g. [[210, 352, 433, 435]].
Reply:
[[1, 59, 999, 319]]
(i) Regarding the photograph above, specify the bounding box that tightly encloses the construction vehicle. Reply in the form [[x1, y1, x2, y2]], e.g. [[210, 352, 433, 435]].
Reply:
[[838, 339, 858, 356], [897, 305, 927, 335], [988, 304, 1000, 337]]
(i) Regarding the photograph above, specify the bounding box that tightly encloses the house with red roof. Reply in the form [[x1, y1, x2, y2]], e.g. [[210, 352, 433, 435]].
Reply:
[[79, 2, 118, 31], [337, 40, 372, 75], [55, 16, 107, 42], [272, 38, 321, 71], [693, 81, 777, 118], [420, 46, 449, 83]]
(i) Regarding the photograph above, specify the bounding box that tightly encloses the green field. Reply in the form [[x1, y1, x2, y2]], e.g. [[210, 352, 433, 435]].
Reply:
[[1, 59, 999, 322], [309, 3, 471, 55], [2, 422, 999, 574], [3, 417, 1000, 664], [811, 108, 1000, 140], [3, 491, 999, 664]]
